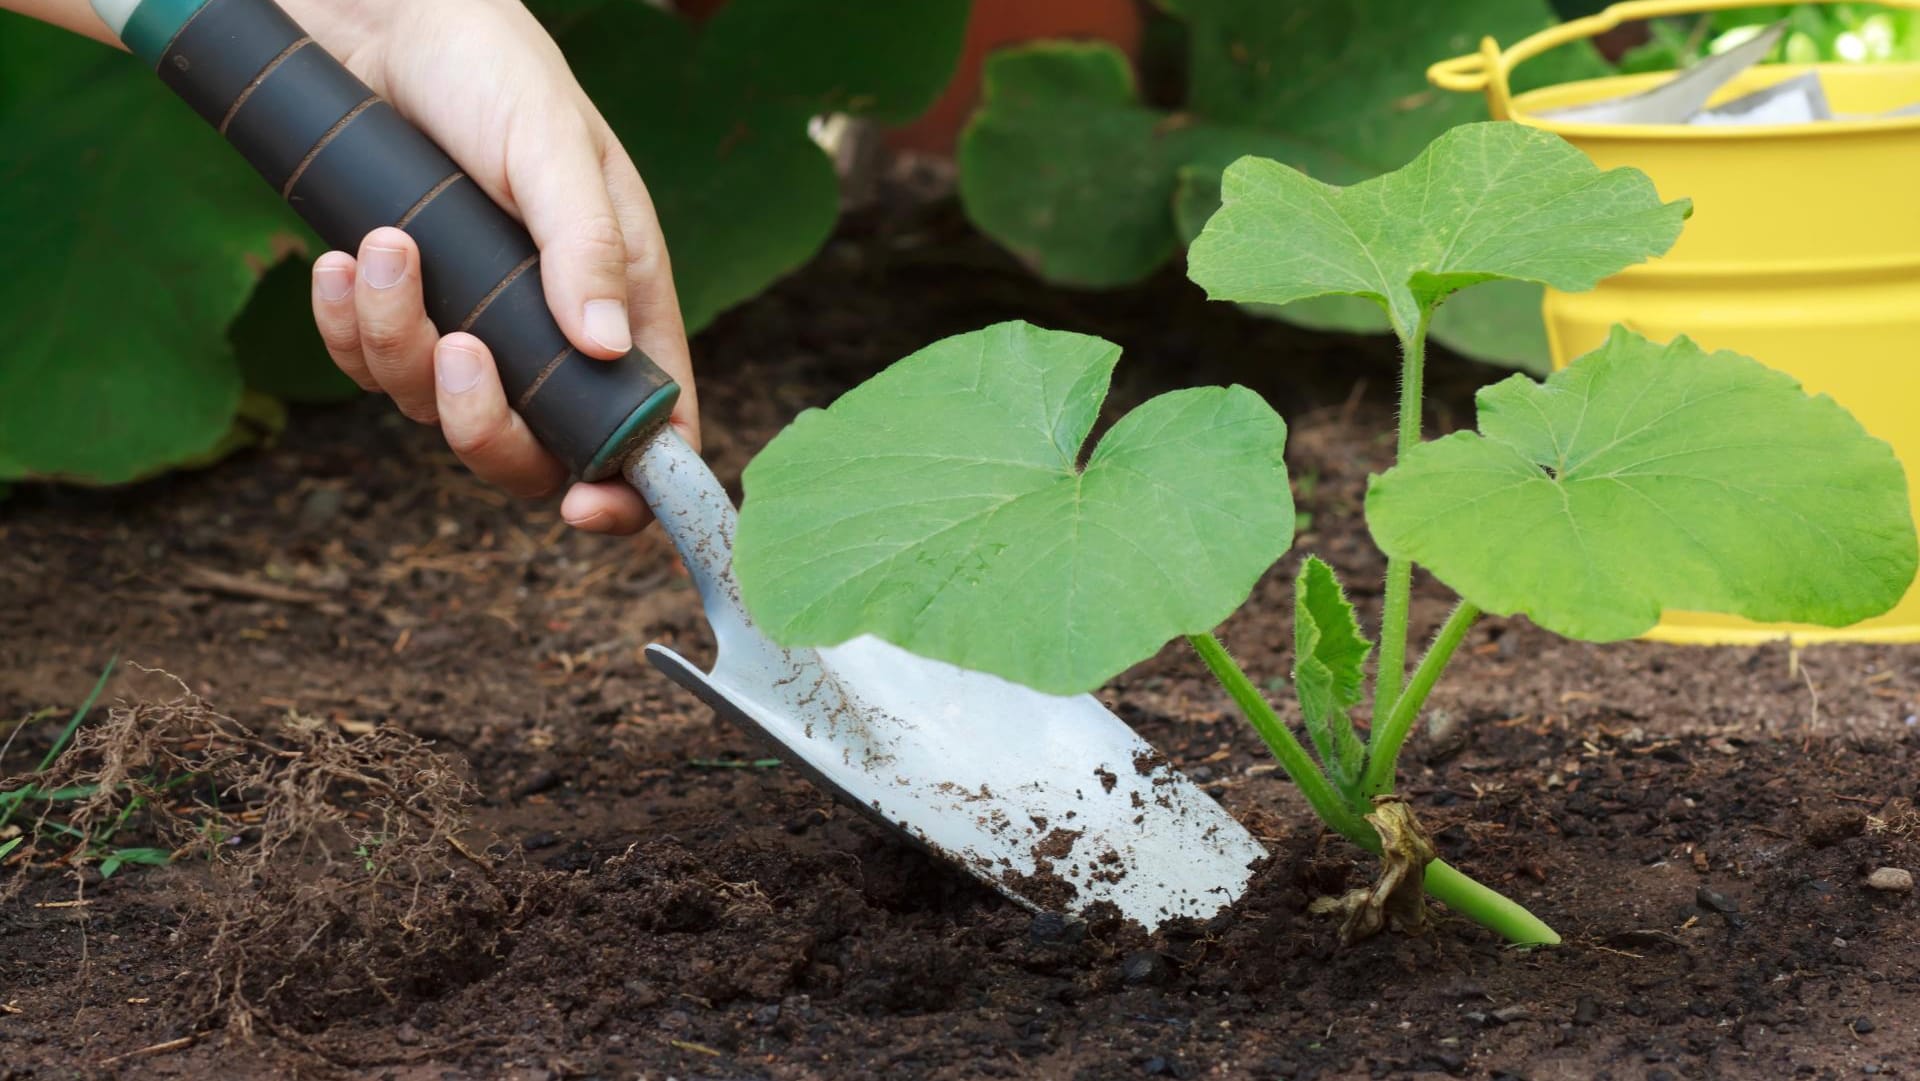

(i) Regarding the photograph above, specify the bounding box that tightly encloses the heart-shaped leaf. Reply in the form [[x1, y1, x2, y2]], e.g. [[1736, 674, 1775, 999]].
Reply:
[[735, 321, 1295, 694], [1188, 123, 1691, 339], [1293, 556, 1370, 791], [1366, 328, 1919, 640], [1173, 167, 1553, 369]]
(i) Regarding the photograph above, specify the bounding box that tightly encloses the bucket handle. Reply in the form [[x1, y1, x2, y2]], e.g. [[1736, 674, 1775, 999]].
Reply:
[[1428, 0, 1920, 119]]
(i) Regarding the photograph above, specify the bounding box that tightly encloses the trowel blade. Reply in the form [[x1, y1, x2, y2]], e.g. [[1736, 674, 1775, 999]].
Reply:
[[626, 431, 1267, 928]]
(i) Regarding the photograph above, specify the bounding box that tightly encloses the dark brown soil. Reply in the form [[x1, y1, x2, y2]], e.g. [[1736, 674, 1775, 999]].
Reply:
[[3, 177, 1917, 1080]]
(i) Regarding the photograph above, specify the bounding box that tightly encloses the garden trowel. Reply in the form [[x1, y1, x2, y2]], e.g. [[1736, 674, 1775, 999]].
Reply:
[[95, 0, 1267, 927], [1538, 20, 1786, 125]]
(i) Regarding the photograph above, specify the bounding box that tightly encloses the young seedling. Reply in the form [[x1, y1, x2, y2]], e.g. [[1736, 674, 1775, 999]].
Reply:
[[732, 122, 1918, 944]]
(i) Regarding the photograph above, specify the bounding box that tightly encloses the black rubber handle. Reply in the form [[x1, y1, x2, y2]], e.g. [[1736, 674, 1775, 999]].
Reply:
[[154, 0, 678, 480]]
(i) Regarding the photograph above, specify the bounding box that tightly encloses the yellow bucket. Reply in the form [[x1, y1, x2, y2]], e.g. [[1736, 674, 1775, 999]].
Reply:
[[1430, 0, 1920, 645]]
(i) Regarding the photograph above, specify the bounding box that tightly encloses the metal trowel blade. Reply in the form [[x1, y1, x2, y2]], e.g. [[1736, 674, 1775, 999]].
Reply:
[[626, 431, 1267, 928]]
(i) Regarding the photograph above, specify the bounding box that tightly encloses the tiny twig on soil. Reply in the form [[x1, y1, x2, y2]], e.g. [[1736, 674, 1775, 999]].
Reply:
[[180, 565, 328, 606], [97, 1034, 197, 1066], [667, 1038, 724, 1057]]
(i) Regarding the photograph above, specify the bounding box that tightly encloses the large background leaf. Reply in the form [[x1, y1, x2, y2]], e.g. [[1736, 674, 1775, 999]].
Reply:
[[537, 0, 970, 333], [1366, 329, 1918, 640], [1188, 123, 1689, 339], [959, 0, 1610, 370], [0, 18, 296, 482], [230, 257, 363, 404], [735, 321, 1294, 695]]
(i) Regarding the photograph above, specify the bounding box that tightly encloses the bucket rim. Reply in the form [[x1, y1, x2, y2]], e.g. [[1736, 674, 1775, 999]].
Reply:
[[1510, 62, 1920, 141], [1428, 0, 1920, 136]]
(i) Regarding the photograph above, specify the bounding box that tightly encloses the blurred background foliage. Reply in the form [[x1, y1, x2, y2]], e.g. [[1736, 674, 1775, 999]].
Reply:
[[1614, 2, 1920, 70], [1, 0, 1909, 489]]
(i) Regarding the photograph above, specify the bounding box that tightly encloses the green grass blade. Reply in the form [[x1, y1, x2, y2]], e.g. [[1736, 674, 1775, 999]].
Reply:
[[99, 846, 171, 878], [34, 656, 117, 773]]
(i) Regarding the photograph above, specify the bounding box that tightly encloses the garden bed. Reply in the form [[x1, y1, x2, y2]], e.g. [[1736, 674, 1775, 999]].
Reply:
[[2, 180, 1916, 1080]]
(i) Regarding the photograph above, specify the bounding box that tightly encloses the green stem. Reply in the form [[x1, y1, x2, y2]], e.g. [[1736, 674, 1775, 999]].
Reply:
[[1191, 628, 1557, 946], [1427, 858, 1561, 945], [1372, 315, 1429, 729], [1362, 601, 1479, 798], [1187, 633, 1370, 840]]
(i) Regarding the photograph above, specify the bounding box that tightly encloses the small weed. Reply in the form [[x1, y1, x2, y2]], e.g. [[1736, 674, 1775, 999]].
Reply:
[[4, 667, 509, 1045], [0, 658, 172, 879]]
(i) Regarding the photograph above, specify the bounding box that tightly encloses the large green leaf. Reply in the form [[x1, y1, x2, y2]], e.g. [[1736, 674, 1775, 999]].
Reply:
[[536, 0, 969, 333], [1292, 556, 1370, 791], [734, 321, 1295, 695], [962, 43, 1318, 288], [1366, 328, 1919, 640], [959, 0, 1609, 369], [1172, 163, 1554, 361], [1189, 123, 1689, 341], [0, 17, 294, 482]]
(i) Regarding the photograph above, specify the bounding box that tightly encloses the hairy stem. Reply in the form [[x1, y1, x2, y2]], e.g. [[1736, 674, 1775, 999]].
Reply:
[[1190, 628, 1559, 945], [1187, 633, 1370, 837], [1372, 313, 1430, 729], [1362, 601, 1480, 798]]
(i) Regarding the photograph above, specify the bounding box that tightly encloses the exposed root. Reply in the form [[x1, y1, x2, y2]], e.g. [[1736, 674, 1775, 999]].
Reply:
[[3, 668, 510, 1044]]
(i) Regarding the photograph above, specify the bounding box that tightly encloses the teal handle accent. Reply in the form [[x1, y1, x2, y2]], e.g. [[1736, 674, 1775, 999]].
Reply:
[[121, 0, 209, 65], [585, 383, 682, 480]]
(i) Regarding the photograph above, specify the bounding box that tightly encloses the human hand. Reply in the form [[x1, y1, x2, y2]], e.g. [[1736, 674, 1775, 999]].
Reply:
[[294, 0, 698, 534]]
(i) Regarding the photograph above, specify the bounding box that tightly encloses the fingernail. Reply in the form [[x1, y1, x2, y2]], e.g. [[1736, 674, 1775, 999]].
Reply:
[[564, 509, 609, 531], [314, 264, 351, 302], [436, 344, 483, 394], [363, 245, 407, 290], [583, 299, 632, 354]]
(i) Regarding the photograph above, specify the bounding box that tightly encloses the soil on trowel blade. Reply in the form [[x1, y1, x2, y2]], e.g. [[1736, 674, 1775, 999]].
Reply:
[[2, 171, 1916, 1079]]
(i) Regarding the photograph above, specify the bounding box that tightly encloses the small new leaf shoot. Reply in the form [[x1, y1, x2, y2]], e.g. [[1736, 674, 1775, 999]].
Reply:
[[1292, 557, 1370, 796]]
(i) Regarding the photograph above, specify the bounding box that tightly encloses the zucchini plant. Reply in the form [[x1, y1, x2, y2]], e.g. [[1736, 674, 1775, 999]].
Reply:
[[732, 122, 1918, 944]]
